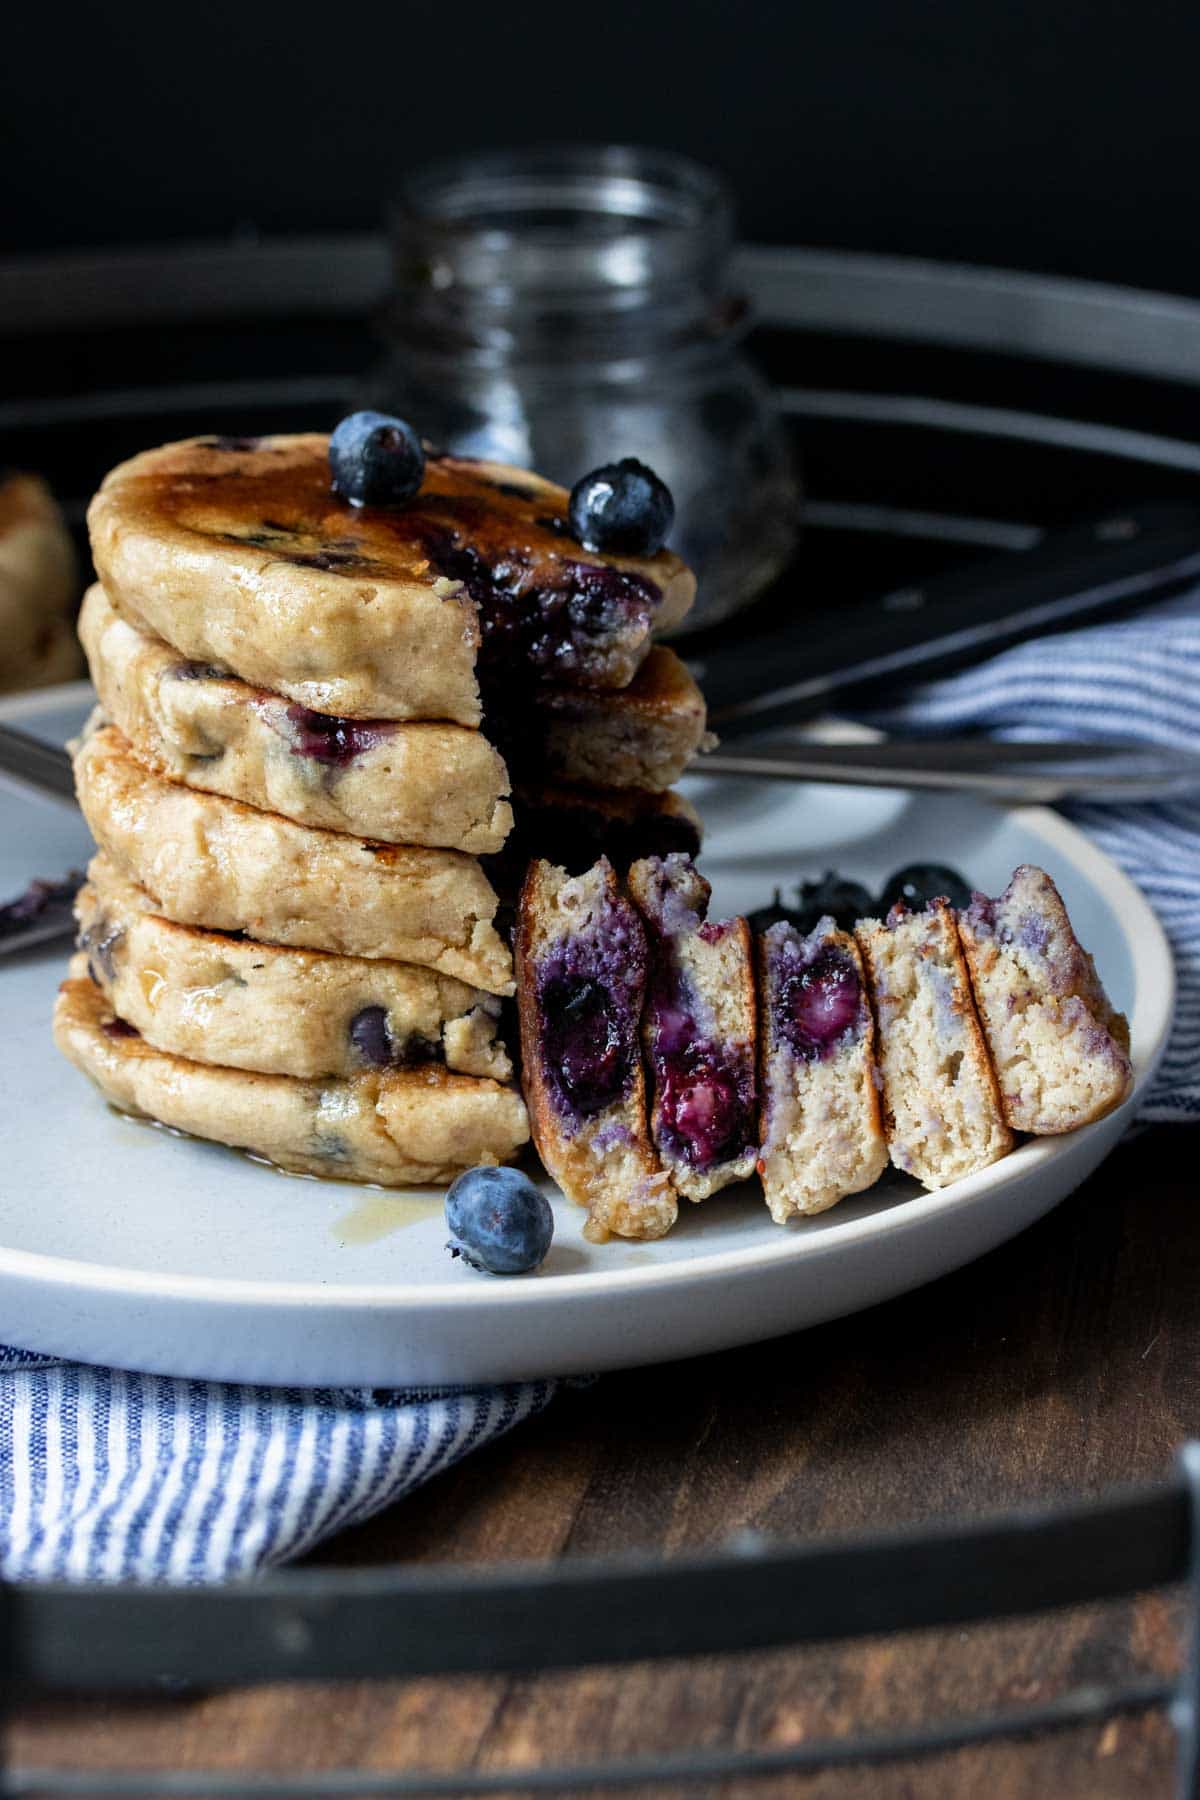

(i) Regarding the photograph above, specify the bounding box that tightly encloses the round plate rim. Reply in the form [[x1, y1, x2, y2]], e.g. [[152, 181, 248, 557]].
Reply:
[[0, 682, 1174, 1315]]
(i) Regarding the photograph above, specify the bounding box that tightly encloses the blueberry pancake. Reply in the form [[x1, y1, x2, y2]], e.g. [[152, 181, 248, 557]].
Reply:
[[79, 584, 514, 853], [495, 646, 711, 792], [856, 901, 1013, 1189], [628, 854, 757, 1202], [89, 436, 695, 725], [0, 472, 79, 693], [957, 865, 1132, 1132], [55, 958, 529, 1187], [73, 722, 514, 993], [516, 858, 677, 1242], [756, 916, 887, 1220], [76, 860, 511, 1082]]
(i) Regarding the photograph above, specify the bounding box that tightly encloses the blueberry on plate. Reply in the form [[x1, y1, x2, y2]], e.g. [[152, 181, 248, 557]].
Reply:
[[795, 870, 876, 934], [746, 887, 809, 936], [878, 863, 973, 915], [445, 1166, 554, 1275], [567, 458, 674, 557], [329, 411, 425, 508]]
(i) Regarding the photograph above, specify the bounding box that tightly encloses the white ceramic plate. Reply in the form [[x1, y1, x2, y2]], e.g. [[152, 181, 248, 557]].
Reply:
[[0, 684, 1174, 1386]]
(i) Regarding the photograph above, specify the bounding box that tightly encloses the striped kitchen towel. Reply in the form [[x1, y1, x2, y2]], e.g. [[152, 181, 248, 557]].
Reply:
[[0, 1348, 557, 1583], [3, 602, 1196, 1586], [863, 599, 1199, 1122]]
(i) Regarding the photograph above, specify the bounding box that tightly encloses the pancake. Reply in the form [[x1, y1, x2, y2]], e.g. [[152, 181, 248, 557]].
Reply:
[[89, 435, 695, 724], [55, 959, 528, 1188], [76, 859, 512, 1081], [73, 721, 514, 994]]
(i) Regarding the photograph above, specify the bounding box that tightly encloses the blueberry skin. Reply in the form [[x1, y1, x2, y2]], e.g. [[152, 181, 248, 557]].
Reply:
[[747, 887, 808, 936], [445, 1166, 554, 1275], [796, 871, 877, 935], [567, 459, 674, 557], [329, 412, 425, 508], [878, 863, 974, 915]]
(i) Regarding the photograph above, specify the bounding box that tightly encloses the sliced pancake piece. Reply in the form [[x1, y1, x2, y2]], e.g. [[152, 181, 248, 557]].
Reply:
[[76, 860, 511, 1081], [627, 854, 757, 1202], [856, 901, 1013, 1189], [499, 647, 710, 792], [79, 583, 513, 852], [0, 472, 79, 691], [957, 864, 1133, 1132], [54, 959, 528, 1187], [89, 436, 694, 724], [756, 916, 887, 1220], [73, 721, 513, 994], [515, 858, 677, 1242]]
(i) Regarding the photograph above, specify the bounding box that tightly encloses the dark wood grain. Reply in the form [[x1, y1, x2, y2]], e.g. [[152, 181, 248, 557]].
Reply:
[[8, 1125, 1198, 1797]]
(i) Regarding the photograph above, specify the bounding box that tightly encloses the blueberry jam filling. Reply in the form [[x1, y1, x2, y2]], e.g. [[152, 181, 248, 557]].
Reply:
[[348, 1005, 440, 1070], [772, 937, 862, 1062], [171, 659, 229, 682], [540, 977, 629, 1116], [102, 1016, 138, 1039], [285, 704, 387, 766], [413, 522, 659, 689], [658, 1044, 753, 1170], [536, 907, 645, 1120], [650, 990, 754, 1171]]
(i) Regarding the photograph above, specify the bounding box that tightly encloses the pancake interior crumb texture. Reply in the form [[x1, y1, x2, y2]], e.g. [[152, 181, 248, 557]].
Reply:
[[756, 916, 887, 1220], [856, 901, 1013, 1189], [958, 864, 1133, 1132]]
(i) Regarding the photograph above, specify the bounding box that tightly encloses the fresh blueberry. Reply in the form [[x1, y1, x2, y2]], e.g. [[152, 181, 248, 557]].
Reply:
[[567, 458, 674, 557], [329, 411, 425, 508], [878, 863, 973, 915], [348, 1005, 394, 1067], [445, 1166, 554, 1275], [795, 871, 876, 934], [747, 888, 808, 936]]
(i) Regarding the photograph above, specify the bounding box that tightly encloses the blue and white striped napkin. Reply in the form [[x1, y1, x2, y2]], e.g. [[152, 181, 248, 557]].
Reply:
[[862, 601, 1199, 1122], [0, 1346, 557, 1582], [3, 603, 1197, 1585]]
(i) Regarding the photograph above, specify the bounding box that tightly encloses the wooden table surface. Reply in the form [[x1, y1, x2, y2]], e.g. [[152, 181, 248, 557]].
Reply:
[[9, 1124, 1197, 1798]]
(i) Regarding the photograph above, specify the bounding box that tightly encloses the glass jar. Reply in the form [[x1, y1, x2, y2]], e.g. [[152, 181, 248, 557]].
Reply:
[[366, 145, 799, 632]]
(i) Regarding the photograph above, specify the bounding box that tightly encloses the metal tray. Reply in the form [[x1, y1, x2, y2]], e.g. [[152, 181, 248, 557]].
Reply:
[[3, 240, 1200, 1796]]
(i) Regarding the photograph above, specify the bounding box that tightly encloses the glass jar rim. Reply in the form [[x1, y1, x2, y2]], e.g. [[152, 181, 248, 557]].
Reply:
[[390, 145, 734, 300]]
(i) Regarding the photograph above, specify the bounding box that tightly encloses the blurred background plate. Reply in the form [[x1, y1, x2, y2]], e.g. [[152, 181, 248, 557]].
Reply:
[[0, 684, 1173, 1387]]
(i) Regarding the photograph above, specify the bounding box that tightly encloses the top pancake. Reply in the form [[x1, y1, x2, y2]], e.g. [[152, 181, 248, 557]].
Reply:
[[89, 435, 696, 725]]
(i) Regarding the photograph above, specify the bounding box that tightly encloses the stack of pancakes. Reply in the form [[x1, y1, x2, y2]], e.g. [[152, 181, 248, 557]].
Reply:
[[53, 433, 707, 1186]]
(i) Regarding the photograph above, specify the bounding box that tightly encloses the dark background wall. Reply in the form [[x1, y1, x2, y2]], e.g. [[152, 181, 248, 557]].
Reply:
[[4, 0, 1196, 293]]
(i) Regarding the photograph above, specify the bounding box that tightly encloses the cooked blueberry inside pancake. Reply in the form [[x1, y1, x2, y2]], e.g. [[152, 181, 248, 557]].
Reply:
[[535, 890, 646, 1121]]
